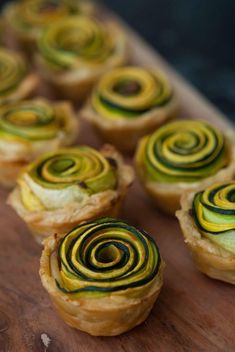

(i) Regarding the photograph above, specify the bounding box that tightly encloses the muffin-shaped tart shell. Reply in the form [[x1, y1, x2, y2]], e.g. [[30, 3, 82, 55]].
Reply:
[[40, 218, 164, 336], [8, 145, 134, 243], [176, 189, 235, 284], [82, 67, 179, 152], [0, 98, 78, 188], [135, 121, 235, 215]]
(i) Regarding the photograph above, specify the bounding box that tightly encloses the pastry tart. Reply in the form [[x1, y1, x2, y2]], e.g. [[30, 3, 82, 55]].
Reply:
[[0, 47, 39, 105], [36, 16, 127, 102], [82, 66, 178, 152], [176, 182, 235, 284], [135, 120, 235, 215], [8, 145, 134, 243], [0, 98, 78, 188], [40, 217, 164, 336], [3, 0, 94, 52]]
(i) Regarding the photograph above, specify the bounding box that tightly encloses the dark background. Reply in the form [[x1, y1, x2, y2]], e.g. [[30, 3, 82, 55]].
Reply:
[[1, 0, 235, 121]]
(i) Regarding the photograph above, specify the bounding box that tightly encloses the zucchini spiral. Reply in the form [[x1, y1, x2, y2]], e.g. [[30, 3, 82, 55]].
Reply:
[[38, 16, 121, 70], [20, 146, 117, 211], [40, 217, 163, 336], [0, 98, 77, 188], [0, 48, 27, 99], [55, 217, 161, 296], [0, 100, 66, 141], [9, 145, 133, 243], [136, 120, 228, 183], [91, 67, 172, 119], [193, 182, 235, 254]]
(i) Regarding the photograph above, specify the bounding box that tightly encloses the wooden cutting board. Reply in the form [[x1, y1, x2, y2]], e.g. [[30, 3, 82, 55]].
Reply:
[[0, 4, 234, 352]]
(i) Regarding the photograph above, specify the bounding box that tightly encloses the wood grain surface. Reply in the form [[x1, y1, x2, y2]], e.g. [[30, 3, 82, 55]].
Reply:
[[0, 3, 235, 352]]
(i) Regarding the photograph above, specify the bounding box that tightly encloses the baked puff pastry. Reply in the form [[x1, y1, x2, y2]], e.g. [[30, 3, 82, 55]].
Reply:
[[36, 16, 127, 102], [135, 120, 235, 215], [0, 98, 78, 188], [82, 66, 178, 152], [176, 182, 235, 284], [4, 0, 94, 52], [8, 145, 134, 243], [40, 217, 164, 336], [0, 47, 39, 105]]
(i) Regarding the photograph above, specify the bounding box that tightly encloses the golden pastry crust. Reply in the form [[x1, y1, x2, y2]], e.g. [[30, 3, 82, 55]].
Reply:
[[135, 126, 235, 216], [0, 99, 78, 188], [8, 145, 134, 243], [82, 74, 179, 152], [0, 160, 26, 189], [39, 222, 164, 336], [36, 18, 128, 103], [139, 160, 235, 216], [176, 190, 235, 284]]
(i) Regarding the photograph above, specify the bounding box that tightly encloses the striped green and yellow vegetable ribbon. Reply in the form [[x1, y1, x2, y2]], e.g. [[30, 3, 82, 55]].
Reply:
[[92, 67, 172, 119], [53, 218, 161, 297], [0, 100, 64, 141], [193, 182, 235, 254], [19, 147, 118, 210], [29, 147, 117, 192], [136, 120, 228, 183]]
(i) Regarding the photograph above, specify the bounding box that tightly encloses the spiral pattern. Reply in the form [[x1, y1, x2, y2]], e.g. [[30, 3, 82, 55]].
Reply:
[[92, 67, 173, 119], [28, 147, 117, 191], [54, 218, 161, 296], [19, 147, 118, 211], [193, 182, 235, 254], [193, 183, 235, 233], [38, 16, 116, 69], [0, 48, 27, 98], [136, 120, 228, 183], [0, 100, 65, 141]]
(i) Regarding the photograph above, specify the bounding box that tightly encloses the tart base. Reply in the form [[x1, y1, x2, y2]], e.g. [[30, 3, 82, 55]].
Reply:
[[82, 95, 179, 153], [50, 271, 163, 336], [135, 133, 235, 215], [176, 191, 235, 284], [137, 166, 235, 216], [40, 233, 164, 336], [8, 145, 134, 244], [39, 71, 103, 105], [28, 195, 124, 245], [0, 100, 78, 189], [36, 60, 128, 105], [0, 160, 27, 189]]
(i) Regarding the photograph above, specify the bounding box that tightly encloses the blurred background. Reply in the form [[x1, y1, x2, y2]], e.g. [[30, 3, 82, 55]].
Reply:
[[102, 0, 235, 122], [1, 0, 234, 121]]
